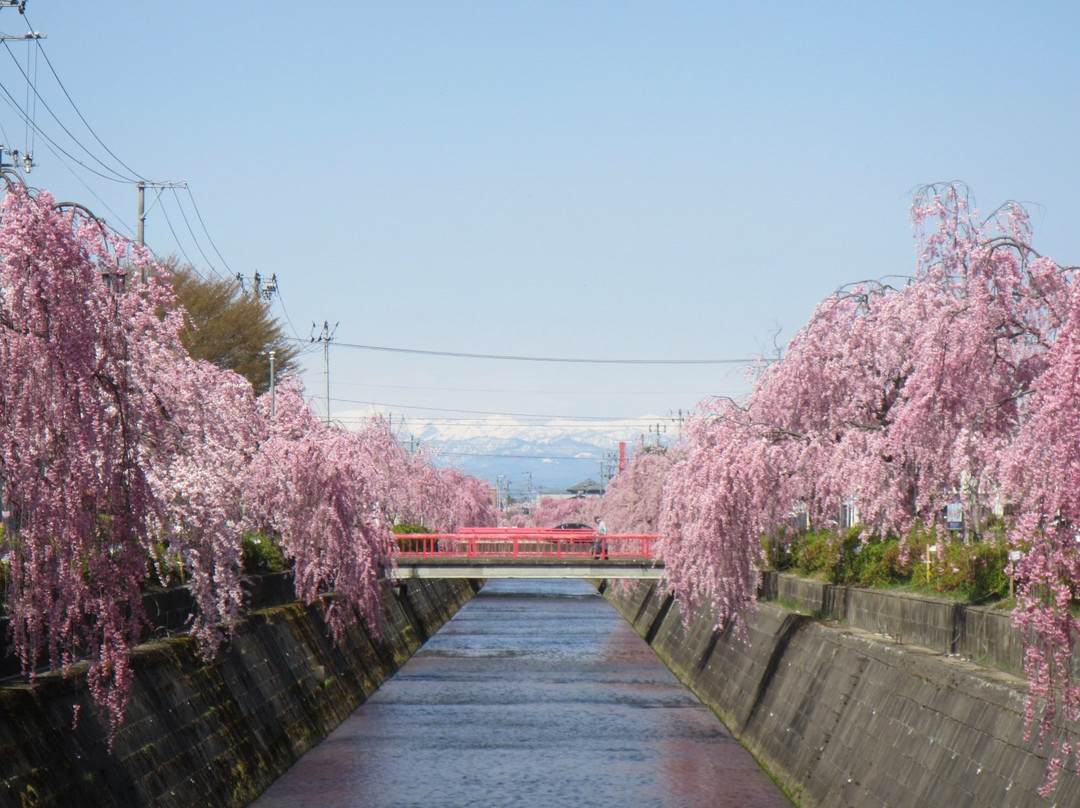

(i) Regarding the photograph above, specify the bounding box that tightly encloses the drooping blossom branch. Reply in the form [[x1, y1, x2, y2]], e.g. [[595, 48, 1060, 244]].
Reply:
[[655, 184, 1080, 789], [0, 185, 495, 737]]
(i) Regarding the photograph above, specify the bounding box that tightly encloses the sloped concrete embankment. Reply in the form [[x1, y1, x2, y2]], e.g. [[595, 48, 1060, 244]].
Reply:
[[0, 578, 480, 808], [602, 579, 1080, 808]]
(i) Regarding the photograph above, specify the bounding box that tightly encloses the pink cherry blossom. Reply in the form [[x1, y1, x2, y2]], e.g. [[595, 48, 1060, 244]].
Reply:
[[0, 185, 496, 738]]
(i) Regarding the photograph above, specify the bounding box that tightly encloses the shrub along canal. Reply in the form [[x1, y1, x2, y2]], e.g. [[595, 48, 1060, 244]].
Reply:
[[249, 579, 791, 807]]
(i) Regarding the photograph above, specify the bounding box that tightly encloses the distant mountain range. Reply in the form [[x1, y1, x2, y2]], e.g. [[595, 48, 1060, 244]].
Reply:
[[401, 416, 666, 494]]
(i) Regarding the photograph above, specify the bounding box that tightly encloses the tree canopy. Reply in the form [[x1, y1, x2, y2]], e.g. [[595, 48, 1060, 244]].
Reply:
[[168, 260, 299, 395]]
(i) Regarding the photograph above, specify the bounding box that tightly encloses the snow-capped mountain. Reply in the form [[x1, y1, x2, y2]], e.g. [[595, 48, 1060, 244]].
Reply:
[[400, 416, 662, 493]]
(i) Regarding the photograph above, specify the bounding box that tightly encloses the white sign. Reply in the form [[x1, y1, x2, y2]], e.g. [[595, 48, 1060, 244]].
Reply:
[[946, 502, 963, 531]]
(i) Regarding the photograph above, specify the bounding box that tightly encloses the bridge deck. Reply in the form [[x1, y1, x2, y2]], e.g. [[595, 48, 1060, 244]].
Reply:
[[392, 528, 663, 579]]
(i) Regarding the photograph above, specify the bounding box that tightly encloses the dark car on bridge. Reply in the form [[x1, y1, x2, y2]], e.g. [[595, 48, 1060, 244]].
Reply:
[[552, 523, 593, 554]]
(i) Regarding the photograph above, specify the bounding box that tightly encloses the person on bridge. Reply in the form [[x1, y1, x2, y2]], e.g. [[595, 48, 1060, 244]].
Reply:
[[593, 516, 608, 560]]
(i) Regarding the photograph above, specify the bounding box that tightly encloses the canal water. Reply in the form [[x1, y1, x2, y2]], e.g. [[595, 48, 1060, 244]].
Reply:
[[249, 579, 792, 808]]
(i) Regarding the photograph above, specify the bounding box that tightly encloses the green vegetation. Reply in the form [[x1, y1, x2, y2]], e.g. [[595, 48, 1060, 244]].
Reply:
[[391, 523, 434, 534], [393, 523, 434, 552], [770, 524, 1011, 603], [147, 541, 185, 588], [241, 532, 287, 574]]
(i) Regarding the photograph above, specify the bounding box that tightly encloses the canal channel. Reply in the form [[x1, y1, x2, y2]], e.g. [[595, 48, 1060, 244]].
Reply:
[[249, 579, 792, 807]]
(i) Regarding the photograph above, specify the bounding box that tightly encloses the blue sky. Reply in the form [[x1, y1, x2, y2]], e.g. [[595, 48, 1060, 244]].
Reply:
[[2, 1, 1078, 444]]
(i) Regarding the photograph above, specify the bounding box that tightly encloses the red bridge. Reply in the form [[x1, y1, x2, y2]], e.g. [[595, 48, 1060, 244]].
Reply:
[[393, 527, 663, 579]]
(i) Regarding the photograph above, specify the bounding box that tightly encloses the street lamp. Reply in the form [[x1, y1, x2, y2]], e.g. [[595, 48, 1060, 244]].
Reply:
[[268, 350, 276, 418]]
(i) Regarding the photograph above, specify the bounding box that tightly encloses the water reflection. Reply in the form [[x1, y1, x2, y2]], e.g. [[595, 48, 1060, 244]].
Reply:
[[250, 579, 791, 808]]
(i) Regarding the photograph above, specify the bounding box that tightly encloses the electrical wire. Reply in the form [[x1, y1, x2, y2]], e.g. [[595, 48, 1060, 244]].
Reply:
[[271, 274, 314, 345], [328, 396, 670, 422], [368, 422, 668, 433], [331, 378, 726, 397], [327, 420, 629, 460], [167, 185, 217, 271], [3, 14, 235, 287], [419, 449, 604, 461], [344, 340, 755, 364], [0, 96, 12, 148], [157, 196, 204, 277], [290, 336, 760, 365], [1, 43, 133, 182], [23, 15, 143, 180], [0, 78, 131, 183], [0, 110, 136, 236], [183, 185, 233, 275]]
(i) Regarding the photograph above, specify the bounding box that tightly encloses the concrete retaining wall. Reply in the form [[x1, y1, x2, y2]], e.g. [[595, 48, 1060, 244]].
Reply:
[[603, 579, 1080, 808], [0, 578, 479, 808], [761, 572, 1025, 674]]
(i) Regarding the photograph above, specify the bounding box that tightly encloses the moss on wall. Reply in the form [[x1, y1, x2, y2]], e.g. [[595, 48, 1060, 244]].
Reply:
[[603, 579, 1080, 808], [0, 578, 479, 808]]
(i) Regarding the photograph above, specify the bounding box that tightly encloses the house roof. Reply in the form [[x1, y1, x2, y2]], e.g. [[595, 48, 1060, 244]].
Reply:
[[567, 478, 602, 494]]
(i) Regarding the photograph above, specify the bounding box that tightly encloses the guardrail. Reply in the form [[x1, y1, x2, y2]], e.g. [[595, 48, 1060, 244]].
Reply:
[[396, 527, 658, 560]]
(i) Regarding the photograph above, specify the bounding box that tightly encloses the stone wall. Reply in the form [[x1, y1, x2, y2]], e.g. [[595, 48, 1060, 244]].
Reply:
[[602, 579, 1080, 808], [0, 578, 479, 808]]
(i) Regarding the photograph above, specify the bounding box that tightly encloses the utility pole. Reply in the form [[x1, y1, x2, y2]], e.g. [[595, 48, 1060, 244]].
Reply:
[[136, 180, 187, 247], [599, 452, 617, 490], [0, 143, 34, 175], [237, 271, 278, 300], [311, 321, 338, 426]]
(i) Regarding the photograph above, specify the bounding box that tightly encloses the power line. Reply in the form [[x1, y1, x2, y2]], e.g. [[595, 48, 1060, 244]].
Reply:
[[0, 78, 130, 183], [166, 185, 215, 270], [271, 274, 309, 344], [328, 396, 669, 422], [368, 421, 662, 431], [2, 11, 234, 284], [329, 378, 723, 396], [24, 14, 142, 180], [157, 196, 203, 276], [430, 449, 605, 461], [1, 42, 132, 182], [292, 337, 760, 365], [300, 421, 607, 462], [182, 185, 233, 275]]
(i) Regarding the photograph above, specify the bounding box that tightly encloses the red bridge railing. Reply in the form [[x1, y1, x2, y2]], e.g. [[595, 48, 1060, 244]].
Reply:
[[396, 527, 658, 561]]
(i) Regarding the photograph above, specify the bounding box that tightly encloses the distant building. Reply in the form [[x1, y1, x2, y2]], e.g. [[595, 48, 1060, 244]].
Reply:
[[567, 478, 603, 497]]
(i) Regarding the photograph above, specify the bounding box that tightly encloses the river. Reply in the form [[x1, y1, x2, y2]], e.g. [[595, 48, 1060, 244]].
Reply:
[[249, 579, 792, 808]]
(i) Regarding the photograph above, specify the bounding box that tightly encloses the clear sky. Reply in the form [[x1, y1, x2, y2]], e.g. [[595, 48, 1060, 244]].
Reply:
[[2, 1, 1078, 441]]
